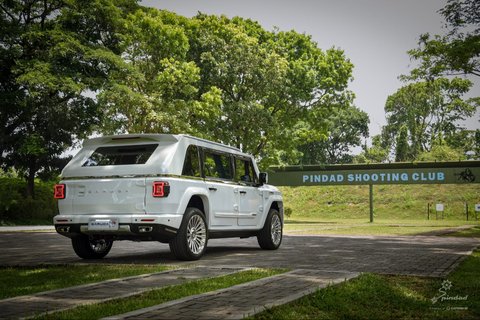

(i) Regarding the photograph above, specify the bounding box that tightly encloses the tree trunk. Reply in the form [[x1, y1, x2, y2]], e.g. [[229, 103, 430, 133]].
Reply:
[[26, 162, 36, 199]]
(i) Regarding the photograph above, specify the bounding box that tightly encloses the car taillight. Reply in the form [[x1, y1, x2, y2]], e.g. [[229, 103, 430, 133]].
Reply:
[[54, 184, 65, 199], [152, 181, 170, 197]]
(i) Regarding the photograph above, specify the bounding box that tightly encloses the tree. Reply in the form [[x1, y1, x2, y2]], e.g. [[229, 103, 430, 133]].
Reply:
[[186, 14, 290, 161], [96, 10, 356, 168], [186, 14, 355, 167], [383, 78, 477, 160], [98, 8, 222, 137], [445, 129, 480, 159], [353, 135, 389, 164], [393, 0, 479, 162], [475, 129, 480, 159], [395, 125, 409, 162], [298, 105, 369, 164], [0, 0, 137, 197], [407, 0, 479, 79]]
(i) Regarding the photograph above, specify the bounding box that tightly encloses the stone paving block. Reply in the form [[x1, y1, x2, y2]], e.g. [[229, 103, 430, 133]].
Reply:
[[0, 266, 244, 319], [103, 269, 359, 320]]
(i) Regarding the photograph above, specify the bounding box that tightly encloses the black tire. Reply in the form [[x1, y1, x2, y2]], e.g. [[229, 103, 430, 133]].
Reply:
[[257, 208, 283, 250], [169, 207, 208, 261], [71, 235, 113, 259]]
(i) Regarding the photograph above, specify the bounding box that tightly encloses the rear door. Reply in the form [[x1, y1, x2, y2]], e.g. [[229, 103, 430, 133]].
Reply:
[[65, 143, 159, 216], [203, 150, 238, 228], [68, 178, 147, 215]]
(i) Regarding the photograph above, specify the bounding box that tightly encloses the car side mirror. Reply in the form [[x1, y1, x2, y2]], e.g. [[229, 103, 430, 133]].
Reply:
[[259, 172, 268, 185]]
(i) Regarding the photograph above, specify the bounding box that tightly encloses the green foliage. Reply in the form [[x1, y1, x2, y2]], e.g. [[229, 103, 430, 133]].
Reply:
[[395, 125, 409, 162], [0, 0, 138, 197], [406, 0, 480, 79], [187, 14, 293, 163], [0, 178, 56, 223], [298, 105, 369, 164], [97, 9, 223, 137], [354, 135, 389, 164], [445, 129, 479, 159], [189, 15, 352, 167], [283, 207, 293, 219], [417, 144, 466, 161], [96, 11, 357, 168], [382, 78, 477, 160], [387, 0, 480, 163]]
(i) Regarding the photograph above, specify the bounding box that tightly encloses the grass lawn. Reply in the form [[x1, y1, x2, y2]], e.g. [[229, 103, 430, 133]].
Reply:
[[279, 184, 479, 236], [446, 226, 480, 238], [0, 264, 171, 299], [284, 218, 479, 236], [251, 250, 480, 320], [280, 184, 480, 221]]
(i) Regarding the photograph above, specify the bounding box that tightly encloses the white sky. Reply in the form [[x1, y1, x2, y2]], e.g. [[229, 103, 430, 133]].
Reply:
[[141, 0, 479, 138]]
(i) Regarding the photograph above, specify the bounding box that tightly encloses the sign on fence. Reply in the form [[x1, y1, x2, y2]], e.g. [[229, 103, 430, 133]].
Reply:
[[269, 161, 480, 186], [268, 161, 480, 223]]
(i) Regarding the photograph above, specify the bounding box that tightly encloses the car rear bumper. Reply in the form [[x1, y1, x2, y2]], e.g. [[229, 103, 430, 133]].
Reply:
[[54, 222, 178, 243], [54, 213, 183, 242]]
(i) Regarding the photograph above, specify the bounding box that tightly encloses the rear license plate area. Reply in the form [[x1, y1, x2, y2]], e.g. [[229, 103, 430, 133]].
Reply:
[[88, 219, 119, 231]]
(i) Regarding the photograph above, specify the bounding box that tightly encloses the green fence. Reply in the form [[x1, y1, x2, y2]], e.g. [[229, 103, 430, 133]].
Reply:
[[268, 161, 480, 222]]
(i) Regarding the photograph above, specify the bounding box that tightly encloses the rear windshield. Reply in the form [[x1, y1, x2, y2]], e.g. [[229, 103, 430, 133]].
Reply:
[[82, 144, 158, 166]]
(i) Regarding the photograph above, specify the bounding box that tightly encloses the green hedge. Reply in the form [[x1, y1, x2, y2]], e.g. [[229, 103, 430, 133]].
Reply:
[[0, 178, 57, 224]]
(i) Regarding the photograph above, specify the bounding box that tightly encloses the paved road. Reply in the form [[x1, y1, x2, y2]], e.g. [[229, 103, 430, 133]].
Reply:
[[0, 231, 478, 277], [0, 231, 478, 319]]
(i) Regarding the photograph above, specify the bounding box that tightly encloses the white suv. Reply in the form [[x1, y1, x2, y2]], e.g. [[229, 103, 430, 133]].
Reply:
[[53, 134, 283, 260]]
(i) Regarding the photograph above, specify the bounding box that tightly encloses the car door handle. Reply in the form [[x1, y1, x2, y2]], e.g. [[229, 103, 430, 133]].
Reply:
[[209, 187, 217, 191], [239, 191, 247, 195]]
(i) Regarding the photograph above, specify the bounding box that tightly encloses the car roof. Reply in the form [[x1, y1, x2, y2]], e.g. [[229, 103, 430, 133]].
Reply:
[[84, 134, 242, 152]]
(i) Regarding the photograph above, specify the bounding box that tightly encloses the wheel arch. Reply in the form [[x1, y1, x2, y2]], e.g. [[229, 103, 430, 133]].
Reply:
[[178, 188, 209, 212], [263, 199, 284, 226], [180, 192, 210, 226]]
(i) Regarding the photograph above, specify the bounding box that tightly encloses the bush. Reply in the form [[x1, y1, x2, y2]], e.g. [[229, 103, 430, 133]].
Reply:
[[417, 145, 466, 161], [284, 207, 293, 219], [0, 178, 56, 224]]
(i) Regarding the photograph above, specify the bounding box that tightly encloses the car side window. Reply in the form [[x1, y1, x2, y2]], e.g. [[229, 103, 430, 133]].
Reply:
[[204, 151, 233, 180], [234, 157, 258, 185], [248, 159, 259, 184], [234, 158, 247, 182], [182, 145, 201, 177]]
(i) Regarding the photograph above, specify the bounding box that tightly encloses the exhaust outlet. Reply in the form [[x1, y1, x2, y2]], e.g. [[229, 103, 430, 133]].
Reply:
[[138, 226, 153, 233], [57, 226, 70, 233]]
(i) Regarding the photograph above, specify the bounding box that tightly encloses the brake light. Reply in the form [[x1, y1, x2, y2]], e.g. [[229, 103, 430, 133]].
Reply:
[[152, 181, 170, 197], [54, 184, 65, 199]]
